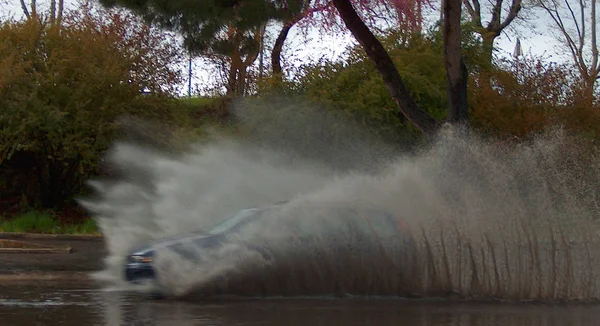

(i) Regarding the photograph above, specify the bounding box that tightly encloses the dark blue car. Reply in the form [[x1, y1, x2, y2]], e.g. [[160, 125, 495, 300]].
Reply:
[[124, 207, 264, 283], [123, 204, 411, 290]]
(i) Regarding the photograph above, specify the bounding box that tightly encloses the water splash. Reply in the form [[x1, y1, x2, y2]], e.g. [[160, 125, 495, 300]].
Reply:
[[81, 102, 600, 301]]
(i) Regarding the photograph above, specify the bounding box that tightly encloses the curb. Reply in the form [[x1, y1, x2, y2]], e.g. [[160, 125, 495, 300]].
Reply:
[[0, 239, 73, 254], [0, 232, 104, 241], [0, 271, 92, 282], [0, 248, 73, 254]]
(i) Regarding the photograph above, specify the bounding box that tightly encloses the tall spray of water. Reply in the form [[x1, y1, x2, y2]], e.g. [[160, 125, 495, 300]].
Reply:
[[81, 99, 600, 301]]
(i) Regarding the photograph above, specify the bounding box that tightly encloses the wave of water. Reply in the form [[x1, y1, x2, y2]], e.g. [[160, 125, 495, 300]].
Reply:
[[81, 103, 600, 300]]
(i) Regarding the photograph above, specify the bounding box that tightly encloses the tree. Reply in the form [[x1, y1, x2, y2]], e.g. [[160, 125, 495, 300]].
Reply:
[[462, 0, 523, 65], [292, 31, 451, 137], [331, 0, 439, 134], [537, 0, 599, 106], [99, 0, 302, 96], [0, 3, 181, 209], [331, 0, 471, 133], [103, 0, 467, 133], [271, 0, 314, 79]]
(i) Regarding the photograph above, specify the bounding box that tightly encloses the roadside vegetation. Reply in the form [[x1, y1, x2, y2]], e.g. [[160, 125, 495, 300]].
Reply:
[[0, 211, 100, 235]]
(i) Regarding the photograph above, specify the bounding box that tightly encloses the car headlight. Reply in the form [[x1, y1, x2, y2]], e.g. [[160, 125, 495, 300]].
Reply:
[[129, 255, 153, 263]]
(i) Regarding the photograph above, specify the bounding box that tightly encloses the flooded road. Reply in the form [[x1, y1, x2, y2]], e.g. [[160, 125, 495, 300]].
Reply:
[[1, 283, 599, 326]]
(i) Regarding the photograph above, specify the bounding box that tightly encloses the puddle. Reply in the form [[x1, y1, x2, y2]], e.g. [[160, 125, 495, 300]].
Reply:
[[0, 283, 598, 326]]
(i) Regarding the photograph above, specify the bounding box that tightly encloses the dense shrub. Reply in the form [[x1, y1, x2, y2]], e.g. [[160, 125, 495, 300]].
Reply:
[[269, 30, 486, 145], [471, 55, 600, 139], [0, 4, 181, 211], [283, 32, 449, 145]]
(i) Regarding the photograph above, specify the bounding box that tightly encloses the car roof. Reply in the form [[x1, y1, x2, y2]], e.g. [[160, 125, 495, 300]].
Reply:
[[128, 203, 398, 255]]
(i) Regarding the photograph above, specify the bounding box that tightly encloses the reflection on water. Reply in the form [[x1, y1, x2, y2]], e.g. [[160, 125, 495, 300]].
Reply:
[[0, 284, 598, 326]]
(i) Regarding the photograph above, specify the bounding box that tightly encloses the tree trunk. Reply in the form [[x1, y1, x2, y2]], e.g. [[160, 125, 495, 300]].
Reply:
[[57, 0, 64, 24], [238, 67, 247, 95], [481, 33, 497, 69], [30, 0, 37, 17], [332, 0, 439, 135], [50, 0, 56, 23], [583, 77, 595, 107], [272, 23, 293, 79], [227, 59, 239, 96], [443, 0, 469, 123], [20, 0, 30, 18], [237, 26, 263, 95]]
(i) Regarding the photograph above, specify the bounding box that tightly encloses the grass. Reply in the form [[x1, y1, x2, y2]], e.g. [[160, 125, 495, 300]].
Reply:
[[0, 210, 101, 235]]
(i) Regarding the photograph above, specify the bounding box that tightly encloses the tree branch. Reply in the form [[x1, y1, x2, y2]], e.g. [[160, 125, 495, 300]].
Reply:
[[462, 0, 482, 27], [591, 0, 599, 77], [486, 0, 504, 31], [331, 0, 439, 134], [498, 0, 522, 31], [19, 0, 30, 18], [564, 0, 585, 63], [540, 0, 588, 77]]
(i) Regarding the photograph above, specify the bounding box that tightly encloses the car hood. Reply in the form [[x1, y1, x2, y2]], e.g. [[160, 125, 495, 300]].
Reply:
[[127, 231, 213, 256]]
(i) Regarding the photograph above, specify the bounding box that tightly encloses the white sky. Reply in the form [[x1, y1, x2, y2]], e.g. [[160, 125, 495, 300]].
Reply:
[[0, 0, 586, 95]]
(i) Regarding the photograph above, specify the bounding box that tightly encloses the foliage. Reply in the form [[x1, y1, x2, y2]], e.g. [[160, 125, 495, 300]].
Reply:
[[302, 0, 428, 32], [99, 0, 299, 95], [99, 0, 285, 55], [99, 0, 430, 96], [0, 4, 181, 210], [0, 210, 100, 234], [167, 96, 236, 141], [260, 27, 599, 142], [470, 55, 600, 139], [277, 30, 486, 143]]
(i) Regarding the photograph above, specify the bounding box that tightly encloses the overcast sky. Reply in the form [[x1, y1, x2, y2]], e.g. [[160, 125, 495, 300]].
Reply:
[[0, 0, 583, 95]]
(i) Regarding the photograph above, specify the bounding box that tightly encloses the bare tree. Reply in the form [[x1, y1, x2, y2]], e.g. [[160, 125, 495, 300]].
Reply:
[[537, 0, 598, 106], [19, 0, 64, 23], [462, 0, 523, 65]]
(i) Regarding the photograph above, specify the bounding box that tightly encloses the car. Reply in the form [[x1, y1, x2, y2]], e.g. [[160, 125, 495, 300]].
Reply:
[[124, 207, 264, 284], [123, 203, 412, 295]]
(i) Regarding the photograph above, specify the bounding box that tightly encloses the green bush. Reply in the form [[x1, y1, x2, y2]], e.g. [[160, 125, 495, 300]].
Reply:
[[267, 32, 451, 146], [0, 211, 59, 233], [0, 210, 99, 234], [0, 4, 181, 210]]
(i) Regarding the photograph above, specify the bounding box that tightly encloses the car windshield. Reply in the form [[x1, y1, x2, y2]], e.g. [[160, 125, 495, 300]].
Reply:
[[208, 208, 262, 235]]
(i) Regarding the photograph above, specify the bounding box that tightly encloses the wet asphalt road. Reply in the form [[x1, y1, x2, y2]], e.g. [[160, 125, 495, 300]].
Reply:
[[0, 236, 106, 273], [0, 283, 599, 326], [1, 236, 600, 325]]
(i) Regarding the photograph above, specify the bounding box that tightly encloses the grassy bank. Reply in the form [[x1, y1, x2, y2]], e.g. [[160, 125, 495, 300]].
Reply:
[[0, 211, 100, 235]]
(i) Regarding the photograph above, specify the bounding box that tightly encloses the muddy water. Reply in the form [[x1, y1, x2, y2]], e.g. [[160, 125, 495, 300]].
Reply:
[[0, 283, 598, 326]]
